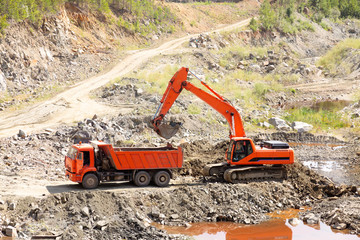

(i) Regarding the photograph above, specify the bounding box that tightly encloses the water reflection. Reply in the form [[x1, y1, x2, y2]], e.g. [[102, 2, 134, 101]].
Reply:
[[156, 215, 359, 240]]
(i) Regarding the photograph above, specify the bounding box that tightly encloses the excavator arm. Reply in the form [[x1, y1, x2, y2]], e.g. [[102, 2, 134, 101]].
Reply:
[[152, 67, 246, 139]]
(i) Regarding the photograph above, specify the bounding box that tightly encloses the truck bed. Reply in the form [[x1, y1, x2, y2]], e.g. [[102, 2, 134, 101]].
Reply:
[[91, 141, 183, 171]]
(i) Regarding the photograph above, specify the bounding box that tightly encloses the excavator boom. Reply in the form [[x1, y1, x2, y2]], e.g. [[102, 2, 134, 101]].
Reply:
[[151, 67, 294, 183], [152, 67, 245, 139]]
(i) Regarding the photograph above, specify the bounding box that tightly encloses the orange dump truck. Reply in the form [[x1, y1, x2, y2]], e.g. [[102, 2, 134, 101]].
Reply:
[[65, 141, 183, 189]]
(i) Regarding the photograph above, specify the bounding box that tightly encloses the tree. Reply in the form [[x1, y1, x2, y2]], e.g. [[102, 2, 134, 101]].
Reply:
[[259, 0, 276, 31]]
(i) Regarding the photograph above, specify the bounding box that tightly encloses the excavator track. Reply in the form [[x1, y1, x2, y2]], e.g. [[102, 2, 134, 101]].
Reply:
[[204, 163, 286, 183], [223, 166, 286, 183], [203, 162, 229, 176]]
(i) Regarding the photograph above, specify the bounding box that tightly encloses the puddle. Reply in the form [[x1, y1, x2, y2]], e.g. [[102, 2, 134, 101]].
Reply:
[[155, 209, 360, 240], [302, 160, 341, 173]]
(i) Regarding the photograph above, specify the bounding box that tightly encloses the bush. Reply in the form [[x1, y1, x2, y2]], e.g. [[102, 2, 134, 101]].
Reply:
[[0, 15, 8, 35], [249, 17, 258, 32]]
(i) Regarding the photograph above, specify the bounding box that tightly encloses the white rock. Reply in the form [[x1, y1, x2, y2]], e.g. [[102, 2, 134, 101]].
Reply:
[[291, 121, 313, 133], [288, 218, 301, 226], [269, 117, 287, 127]]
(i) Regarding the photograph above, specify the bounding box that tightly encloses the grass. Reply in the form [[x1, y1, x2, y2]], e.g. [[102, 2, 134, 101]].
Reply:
[[128, 64, 181, 94], [215, 45, 268, 63], [285, 107, 351, 131], [187, 103, 201, 114], [317, 38, 360, 75]]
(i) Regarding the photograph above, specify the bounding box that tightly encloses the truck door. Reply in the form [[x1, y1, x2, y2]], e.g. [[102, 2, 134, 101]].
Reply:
[[76, 152, 84, 172]]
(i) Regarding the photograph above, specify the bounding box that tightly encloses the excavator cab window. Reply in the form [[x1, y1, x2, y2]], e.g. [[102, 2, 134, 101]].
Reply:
[[227, 140, 234, 160], [232, 140, 253, 162]]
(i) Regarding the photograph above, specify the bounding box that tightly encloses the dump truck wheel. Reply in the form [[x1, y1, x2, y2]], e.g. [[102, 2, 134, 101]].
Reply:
[[82, 173, 99, 189], [134, 171, 151, 187], [153, 171, 170, 187]]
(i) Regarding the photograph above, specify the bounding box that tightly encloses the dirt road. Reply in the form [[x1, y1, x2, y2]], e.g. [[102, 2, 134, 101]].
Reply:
[[0, 18, 251, 138]]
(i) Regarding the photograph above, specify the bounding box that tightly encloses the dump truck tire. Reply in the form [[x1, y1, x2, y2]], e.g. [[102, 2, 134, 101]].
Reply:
[[134, 171, 151, 187], [82, 173, 99, 189], [153, 170, 170, 187]]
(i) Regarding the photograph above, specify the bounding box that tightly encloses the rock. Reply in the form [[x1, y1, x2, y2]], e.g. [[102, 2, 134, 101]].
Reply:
[[8, 202, 16, 210], [95, 220, 108, 230], [5, 226, 17, 238], [72, 130, 91, 143], [269, 117, 286, 127], [303, 213, 319, 224], [0, 71, 6, 92], [250, 64, 261, 72], [18, 129, 26, 139], [170, 214, 179, 220], [135, 88, 144, 97], [81, 207, 90, 217], [332, 222, 347, 230], [267, 65, 276, 71], [291, 121, 313, 133], [268, 117, 291, 131], [288, 218, 301, 226], [351, 112, 360, 119]]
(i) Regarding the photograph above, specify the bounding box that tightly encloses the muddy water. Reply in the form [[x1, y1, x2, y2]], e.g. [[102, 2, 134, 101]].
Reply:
[[156, 209, 360, 240]]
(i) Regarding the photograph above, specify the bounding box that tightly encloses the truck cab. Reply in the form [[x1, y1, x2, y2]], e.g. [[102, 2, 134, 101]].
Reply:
[[65, 143, 96, 183]]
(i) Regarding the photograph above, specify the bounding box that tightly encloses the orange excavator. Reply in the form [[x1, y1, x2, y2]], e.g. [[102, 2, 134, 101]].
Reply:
[[152, 67, 294, 183]]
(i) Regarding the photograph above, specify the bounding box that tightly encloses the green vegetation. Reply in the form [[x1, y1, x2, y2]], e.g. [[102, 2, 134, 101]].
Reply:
[[249, 17, 258, 32], [0, 0, 176, 37], [285, 107, 351, 130], [317, 38, 360, 74], [257, 0, 360, 33], [187, 104, 201, 115]]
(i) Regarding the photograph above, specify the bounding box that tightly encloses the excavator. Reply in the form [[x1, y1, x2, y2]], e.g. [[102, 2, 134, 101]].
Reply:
[[151, 67, 294, 183]]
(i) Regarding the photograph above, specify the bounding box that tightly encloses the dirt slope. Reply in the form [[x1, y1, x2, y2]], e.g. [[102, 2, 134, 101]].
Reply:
[[0, 18, 250, 138]]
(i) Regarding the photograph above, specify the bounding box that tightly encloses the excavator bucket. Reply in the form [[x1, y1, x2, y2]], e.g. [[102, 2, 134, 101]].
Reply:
[[156, 122, 181, 139]]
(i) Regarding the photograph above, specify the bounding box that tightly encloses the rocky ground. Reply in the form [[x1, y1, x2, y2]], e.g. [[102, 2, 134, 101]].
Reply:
[[0, 2, 360, 240], [0, 111, 360, 238]]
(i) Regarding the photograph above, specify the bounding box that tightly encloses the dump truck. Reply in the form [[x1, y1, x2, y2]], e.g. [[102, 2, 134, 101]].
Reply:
[[65, 141, 183, 189]]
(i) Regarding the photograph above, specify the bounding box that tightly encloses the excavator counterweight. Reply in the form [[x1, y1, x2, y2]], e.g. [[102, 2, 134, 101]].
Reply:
[[152, 67, 294, 182]]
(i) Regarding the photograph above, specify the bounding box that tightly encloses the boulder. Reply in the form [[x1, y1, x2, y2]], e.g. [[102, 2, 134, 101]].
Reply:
[[332, 222, 347, 230], [291, 121, 313, 133], [288, 218, 301, 226], [72, 130, 91, 143], [5, 226, 17, 238], [303, 213, 319, 224], [81, 207, 90, 217], [8, 202, 16, 210], [268, 117, 291, 131], [18, 129, 26, 139]]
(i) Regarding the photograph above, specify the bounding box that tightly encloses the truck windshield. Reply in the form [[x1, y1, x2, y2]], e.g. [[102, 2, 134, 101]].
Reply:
[[67, 147, 78, 160]]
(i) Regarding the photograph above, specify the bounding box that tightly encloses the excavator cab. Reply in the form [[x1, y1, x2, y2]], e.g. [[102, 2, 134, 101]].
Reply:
[[227, 139, 254, 163]]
